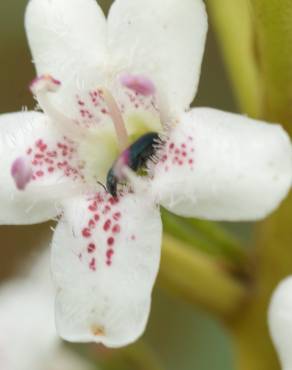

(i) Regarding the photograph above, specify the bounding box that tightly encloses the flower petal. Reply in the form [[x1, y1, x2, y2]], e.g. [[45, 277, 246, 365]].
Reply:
[[52, 191, 162, 347], [0, 111, 83, 225], [0, 250, 95, 370], [25, 0, 107, 117], [108, 0, 207, 119], [0, 251, 56, 370], [152, 108, 292, 221], [268, 276, 292, 370]]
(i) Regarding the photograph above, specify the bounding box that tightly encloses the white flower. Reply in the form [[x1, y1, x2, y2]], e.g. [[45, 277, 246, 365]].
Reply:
[[0, 0, 291, 348], [269, 277, 292, 370], [0, 251, 94, 370]]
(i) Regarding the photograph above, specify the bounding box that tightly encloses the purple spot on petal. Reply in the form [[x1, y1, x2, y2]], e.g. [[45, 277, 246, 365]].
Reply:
[[120, 74, 156, 96], [11, 157, 33, 190]]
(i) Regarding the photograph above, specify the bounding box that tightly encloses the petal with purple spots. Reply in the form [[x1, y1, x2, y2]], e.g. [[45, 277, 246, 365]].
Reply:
[[52, 191, 162, 347], [152, 108, 292, 221]]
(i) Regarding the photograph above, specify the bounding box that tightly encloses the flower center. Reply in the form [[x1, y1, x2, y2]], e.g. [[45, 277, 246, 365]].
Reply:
[[28, 73, 162, 187]]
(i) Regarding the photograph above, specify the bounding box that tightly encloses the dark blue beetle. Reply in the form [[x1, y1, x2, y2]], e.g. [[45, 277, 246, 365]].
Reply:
[[106, 132, 160, 197]]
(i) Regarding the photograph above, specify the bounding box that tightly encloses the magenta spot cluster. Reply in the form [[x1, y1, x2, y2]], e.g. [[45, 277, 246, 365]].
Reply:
[[160, 135, 195, 172], [25, 136, 85, 181], [77, 89, 109, 127], [76, 83, 159, 128], [80, 193, 126, 271], [123, 89, 159, 113]]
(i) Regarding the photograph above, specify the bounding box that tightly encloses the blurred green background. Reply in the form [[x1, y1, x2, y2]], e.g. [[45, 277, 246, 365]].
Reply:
[[0, 1, 240, 369]]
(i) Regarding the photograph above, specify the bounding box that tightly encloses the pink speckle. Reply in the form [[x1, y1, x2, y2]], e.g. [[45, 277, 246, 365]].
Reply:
[[94, 214, 100, 222], [113, 212, 121, 221], [87, 243, 96, 253], [102, 205, 111, 214], [47, 151, 57, 158], [89, 258, 96, 271], [39, 144, 47, 152], [107, 237, 115, 246], [82, 228, 91, 238], [88, 219, 95, 229], [35, 154, 44, 159], [131, 235, 136, 241], [103, 219, 112, 232], [106, 249, 114, 259], [106, 248, 114, 265], [109, 197, 119, 205], [36, 139, 47, 152], [36, 170, 44, 177], [112, 224, 121, 234]]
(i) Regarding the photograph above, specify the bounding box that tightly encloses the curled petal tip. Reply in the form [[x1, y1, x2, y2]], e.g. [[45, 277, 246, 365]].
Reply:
[[29, 74, 61, 94], [11, 156, 33, 190]]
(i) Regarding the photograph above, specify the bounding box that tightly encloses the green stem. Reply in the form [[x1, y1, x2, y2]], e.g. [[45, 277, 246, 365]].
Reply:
[[185, 218, 247, 264], [205, 0, 262, 118], [162, 209, 248, 267], [158, 234, 248, 318], [229, 194, 292, 370], [205, 2, 292, 369], [120, 341, 165, 370], [77, 340, 165, 370], [250, 0, 292, 132], [162, 210, 222, 255]]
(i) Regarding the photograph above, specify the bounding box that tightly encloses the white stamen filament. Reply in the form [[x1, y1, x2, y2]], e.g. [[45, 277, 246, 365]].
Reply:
[[102, 88, 129, 151], [31, 76, 85, 140]]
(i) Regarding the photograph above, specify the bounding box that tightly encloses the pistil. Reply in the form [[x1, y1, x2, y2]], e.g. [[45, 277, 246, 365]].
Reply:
[[101, 88, 129, 151]]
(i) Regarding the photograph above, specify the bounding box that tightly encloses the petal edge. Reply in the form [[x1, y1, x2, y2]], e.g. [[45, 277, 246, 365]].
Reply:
[[108, 0, 208, 119]]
